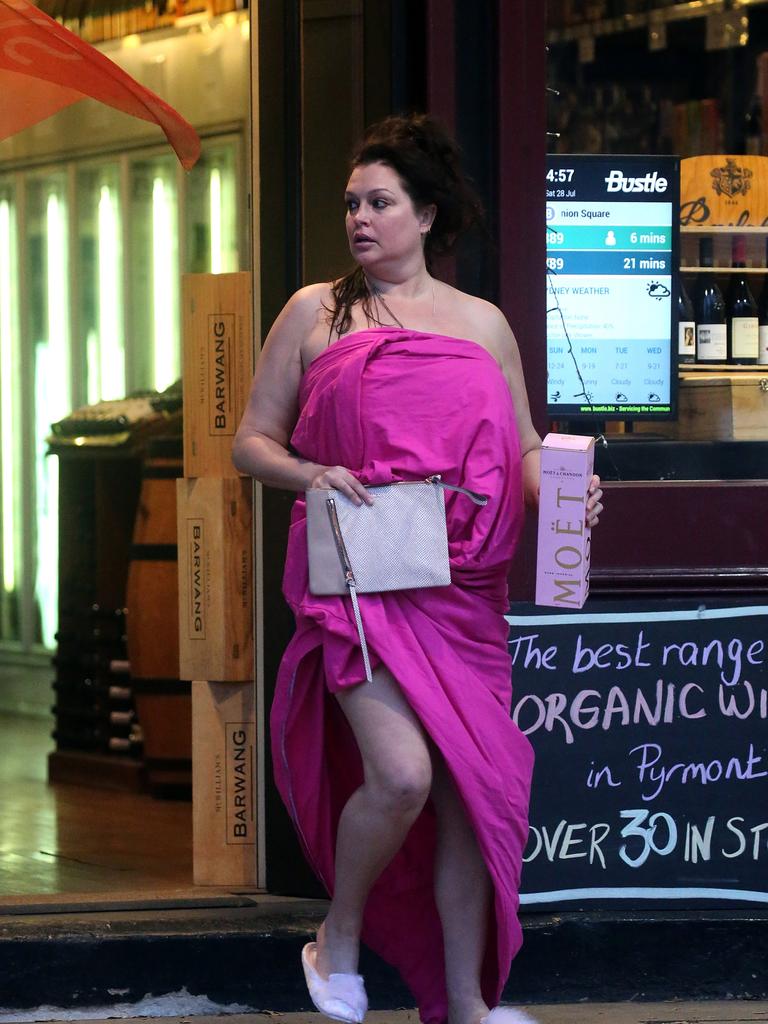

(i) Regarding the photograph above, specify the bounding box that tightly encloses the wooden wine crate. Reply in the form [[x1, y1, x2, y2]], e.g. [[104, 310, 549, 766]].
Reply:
[[182, 272, 254, 479], [192, 680, 256, 886], [635, 371, 768, 441], [681, 155, 768, 226], [176, 477, 253, 682]]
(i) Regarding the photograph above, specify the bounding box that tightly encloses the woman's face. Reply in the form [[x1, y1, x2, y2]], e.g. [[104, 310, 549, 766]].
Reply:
[[344, 161, 433, 271]]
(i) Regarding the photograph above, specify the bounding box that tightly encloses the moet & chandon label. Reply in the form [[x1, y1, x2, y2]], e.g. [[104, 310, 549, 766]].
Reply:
[[535, 433, 594, 609]]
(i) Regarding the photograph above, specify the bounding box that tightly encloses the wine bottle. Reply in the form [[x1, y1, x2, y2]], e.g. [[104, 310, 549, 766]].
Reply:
[[695, 237, 727, 364], [678, 277, 696, 364], [726, 237, 759, 364], [759, 241, 768, 366]]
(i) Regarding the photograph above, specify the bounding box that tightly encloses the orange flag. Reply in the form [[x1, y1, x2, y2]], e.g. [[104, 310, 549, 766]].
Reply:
[[0, 0, 200, 169]]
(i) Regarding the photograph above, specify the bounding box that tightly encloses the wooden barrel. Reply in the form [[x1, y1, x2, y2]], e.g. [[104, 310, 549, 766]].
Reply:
[[125, 436, 191, 796], [131, 679, 192, 798], [125, 437, 182, 679]]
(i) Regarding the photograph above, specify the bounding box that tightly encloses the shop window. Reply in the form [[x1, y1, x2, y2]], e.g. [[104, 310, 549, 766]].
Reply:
[[546, 3, 768, 483], [0, 136, 243, 657]]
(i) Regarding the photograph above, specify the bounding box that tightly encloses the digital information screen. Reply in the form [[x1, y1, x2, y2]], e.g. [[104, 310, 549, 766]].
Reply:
[[546, 154, 679, 420]]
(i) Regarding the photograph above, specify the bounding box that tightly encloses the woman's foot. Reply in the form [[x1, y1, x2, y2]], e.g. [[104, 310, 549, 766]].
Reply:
[[448, 994, 488, 1024], [315, 918, 361, 979], [301, 941, 367, 1023], [480, 1008, 540, 1024]]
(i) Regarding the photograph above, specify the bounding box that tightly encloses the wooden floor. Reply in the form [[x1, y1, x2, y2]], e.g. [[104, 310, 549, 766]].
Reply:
[[0, 713, 193, 900]]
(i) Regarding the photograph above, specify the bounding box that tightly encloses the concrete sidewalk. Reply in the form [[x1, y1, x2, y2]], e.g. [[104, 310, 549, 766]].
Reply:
[[17, 1005, 768, 1024], [212, 1007, 768, 1023], [2, 902, 766, 1015]]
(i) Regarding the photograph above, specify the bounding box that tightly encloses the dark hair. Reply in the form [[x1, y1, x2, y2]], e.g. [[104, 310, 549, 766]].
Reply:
[[325, 113, 484, 340]]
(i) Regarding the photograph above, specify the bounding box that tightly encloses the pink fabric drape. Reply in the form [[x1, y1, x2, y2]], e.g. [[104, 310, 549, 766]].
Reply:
[[271, 328, 534, 1024], [0, 0, 199, 168]]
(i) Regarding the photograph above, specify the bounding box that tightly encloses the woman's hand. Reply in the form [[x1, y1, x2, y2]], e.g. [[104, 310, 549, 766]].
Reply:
[[586, 474, 603, 528], [308, 466, 374, 507]]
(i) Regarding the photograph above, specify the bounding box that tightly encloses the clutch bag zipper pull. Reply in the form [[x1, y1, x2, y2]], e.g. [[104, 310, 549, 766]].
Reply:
[[425, 474, 488, 507], [326, 497, 373, 683]]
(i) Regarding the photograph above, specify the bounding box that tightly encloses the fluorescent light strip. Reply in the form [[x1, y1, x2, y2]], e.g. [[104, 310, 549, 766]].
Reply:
[[86, 328, 100, 406], [38, 189, 69, 649], [97, 184, 124, 400], [151, 175, 176, 390], [0, 198, 16, 592], [46, 192, 70, 420], [210, 167, 222, 274]]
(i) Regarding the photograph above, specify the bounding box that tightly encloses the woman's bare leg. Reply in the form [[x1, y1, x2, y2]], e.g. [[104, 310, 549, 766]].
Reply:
[[315, 664, 433, 980], [431, 753, 492, 1024]]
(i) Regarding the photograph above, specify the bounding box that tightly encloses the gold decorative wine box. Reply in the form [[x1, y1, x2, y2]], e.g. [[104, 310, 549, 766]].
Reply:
[[192, 680, 256, 886], [181, 271, 254, 478], [637, 370, 768, 441], [176, 476, 253, 682]]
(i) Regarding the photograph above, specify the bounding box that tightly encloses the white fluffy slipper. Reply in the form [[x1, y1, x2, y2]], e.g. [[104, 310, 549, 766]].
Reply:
[[301, 941, 368, 1023], [481, 1008, 540, 1024]]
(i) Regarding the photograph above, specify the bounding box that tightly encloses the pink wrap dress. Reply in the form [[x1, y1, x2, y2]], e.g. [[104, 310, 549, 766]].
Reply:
[[270, 327, 534, 1024]]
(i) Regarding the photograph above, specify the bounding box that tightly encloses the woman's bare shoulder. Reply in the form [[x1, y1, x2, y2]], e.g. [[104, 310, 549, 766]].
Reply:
[[267, 283, 335, 364], [283, 282, 334, 325], [456, 289, 509, 328], [439, 282, 500, 318], [438, 284, 512, 349]]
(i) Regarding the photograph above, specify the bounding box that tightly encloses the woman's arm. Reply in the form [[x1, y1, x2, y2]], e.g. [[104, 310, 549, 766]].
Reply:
[[232, 285, 320, 489], [232, 285, 372, 506], [521, 446, 543, 511], [487, 307, 543, 509], [489, 307, 603, 525]]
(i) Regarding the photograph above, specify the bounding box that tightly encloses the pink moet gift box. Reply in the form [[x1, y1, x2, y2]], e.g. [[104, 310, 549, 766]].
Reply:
[[535, 433, 595, 609]]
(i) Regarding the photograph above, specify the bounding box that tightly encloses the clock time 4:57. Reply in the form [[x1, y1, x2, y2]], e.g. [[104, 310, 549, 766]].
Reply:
[[546, 168, 575, 183]]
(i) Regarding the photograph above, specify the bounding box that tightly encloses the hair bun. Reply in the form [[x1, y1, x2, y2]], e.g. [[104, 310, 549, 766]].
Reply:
[[353, 113, 481, 264], [398, 115, 460, 176]]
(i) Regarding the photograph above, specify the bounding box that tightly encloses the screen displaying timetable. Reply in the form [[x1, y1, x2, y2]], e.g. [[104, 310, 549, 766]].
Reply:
[[546, 154, 679, 419]]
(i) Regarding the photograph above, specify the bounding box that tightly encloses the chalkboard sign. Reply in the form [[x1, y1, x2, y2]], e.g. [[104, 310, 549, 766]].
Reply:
[[508, 601, 768, 910]]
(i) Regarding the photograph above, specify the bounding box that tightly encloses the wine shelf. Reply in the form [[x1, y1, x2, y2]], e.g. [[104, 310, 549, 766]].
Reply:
[[681, 226, 768, 235], [680, 362, 768, 371], [548, 0, 768, 44], [682, 266, 768, 273]]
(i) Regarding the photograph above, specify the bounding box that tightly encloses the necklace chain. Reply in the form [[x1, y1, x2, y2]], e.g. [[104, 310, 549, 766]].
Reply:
[[367, 277, 436, 330], [371, 285, 404, 329]]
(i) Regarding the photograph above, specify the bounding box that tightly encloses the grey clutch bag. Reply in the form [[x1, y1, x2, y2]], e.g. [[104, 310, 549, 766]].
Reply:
[[306, 475, 488, 682]]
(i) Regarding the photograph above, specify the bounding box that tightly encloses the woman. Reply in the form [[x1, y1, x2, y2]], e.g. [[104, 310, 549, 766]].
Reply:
[[233, 114, 603, 1024]]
